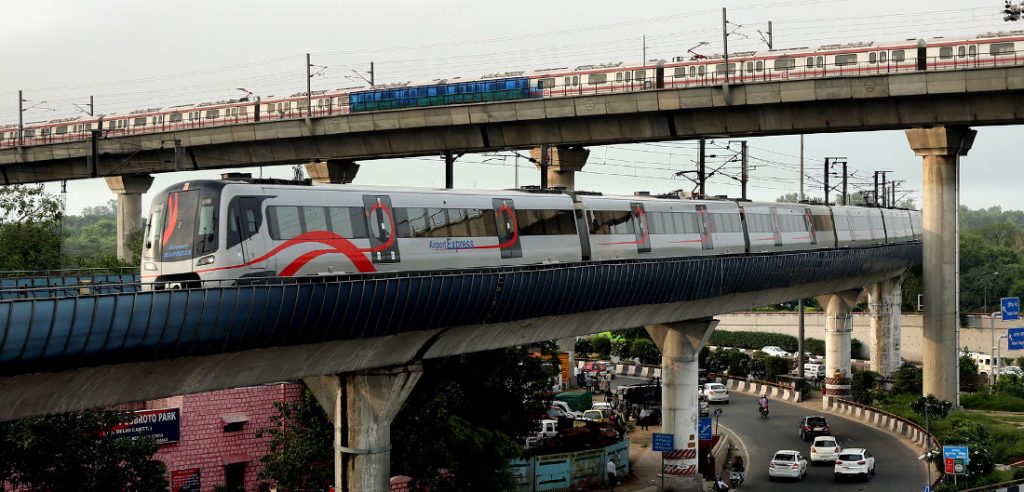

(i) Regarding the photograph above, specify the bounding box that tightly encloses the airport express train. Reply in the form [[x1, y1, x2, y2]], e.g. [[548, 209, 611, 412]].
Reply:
[[4, 30, 1024, 148], [141, 175, 921, 287]]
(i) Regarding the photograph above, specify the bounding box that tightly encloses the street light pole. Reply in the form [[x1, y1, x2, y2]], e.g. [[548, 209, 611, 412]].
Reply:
[[992, 309, 1002, 385]]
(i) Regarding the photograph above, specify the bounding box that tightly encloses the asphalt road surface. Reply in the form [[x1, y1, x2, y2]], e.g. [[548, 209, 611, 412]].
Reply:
[[612, 376, 929, 491]]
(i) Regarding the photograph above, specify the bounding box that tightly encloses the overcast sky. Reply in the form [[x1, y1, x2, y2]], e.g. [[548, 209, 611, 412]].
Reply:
[[1, 0, 1021, 215]]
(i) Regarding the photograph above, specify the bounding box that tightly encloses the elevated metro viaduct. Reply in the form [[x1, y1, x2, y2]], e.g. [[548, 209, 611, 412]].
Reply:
[[0, 242, 918, 491]]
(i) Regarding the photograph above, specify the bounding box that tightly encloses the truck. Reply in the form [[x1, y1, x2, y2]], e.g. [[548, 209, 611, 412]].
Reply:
[[554, 390, 593, 413]]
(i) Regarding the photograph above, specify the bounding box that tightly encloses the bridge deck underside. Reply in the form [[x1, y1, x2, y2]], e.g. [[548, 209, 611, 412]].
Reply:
[[1, 244, 919, 378]]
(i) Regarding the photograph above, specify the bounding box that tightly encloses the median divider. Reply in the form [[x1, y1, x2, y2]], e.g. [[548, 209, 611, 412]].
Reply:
[[712, 374, 803, 403]]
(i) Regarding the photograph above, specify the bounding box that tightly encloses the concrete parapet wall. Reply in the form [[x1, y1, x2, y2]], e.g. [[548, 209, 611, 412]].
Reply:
[[712, 375, 803, 403], [821, 397, 939, 452]]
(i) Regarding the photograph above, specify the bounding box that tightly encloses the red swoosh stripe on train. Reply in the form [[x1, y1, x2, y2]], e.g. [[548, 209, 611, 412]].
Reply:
[[162, 193, 179, 247], [197, 231, 377, 274]]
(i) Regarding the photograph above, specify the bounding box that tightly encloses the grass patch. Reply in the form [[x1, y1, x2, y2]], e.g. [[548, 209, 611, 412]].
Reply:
[[961, 392, 1024, 412]]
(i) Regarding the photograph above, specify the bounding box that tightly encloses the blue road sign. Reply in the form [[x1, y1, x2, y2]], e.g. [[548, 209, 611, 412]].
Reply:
[[1002, 297, 1020, 321], [652, 433, 674, 452], [943, 445, 970, 464], [923, 485, 931, 492], [1010, 328, 1024, 351], [713, 408, 723, 417], [698, 417, 713, 440]]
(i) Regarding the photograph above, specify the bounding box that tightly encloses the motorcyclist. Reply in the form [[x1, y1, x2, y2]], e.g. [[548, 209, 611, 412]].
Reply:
[[757, 395, 769, 415], [731, 455, 746, 483], [712, 473, 730, 491]]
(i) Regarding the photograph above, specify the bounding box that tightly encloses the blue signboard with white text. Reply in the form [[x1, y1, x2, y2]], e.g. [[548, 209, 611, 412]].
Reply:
[[652, 433, 674, 452], [1009, 328, 1024, 351], [943, 445, 970, 463], [698, 417, 713, 440], [111, 408, 181, 445], [1002, 297, 1020, 321]]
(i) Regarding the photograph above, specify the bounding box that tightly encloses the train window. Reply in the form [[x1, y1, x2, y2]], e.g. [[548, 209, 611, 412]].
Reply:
[[303, 207, 328, 232], [891, 50, 905, 62], [134, 117, 147, 127], [698, 65, 705, 76], [538, 78, 555, 89], [590, 210, 633, 235], [55, 126, 67, 135], [197, 198, 217, 253], [564, 76, 571, 87], [171, 113, 183, 123], [625, 71, 632, 82], [689, 66, 697, 77], [958, 46, 966, 58], [835, 54, 858, 66], [402, 208, 429, 238], [41, 128, 50, 137], [869, 52, 877, 64], [427, 208, 449, 237], [447, 209, 470, 237], [939, 47, 953, 59], [714, 63, 736, 75], [588, 73, 607, 85], [23, 129, 34, 138], [647, 212, 667, 234], [634, 70, 646, 81], [615, 72, 623, 82], [712, 213, 741, 233], [774, 57, 796, 71], [756, 60, 763, 71], [206, 109, 220, 119], [969, 45, 977, 57], [674, 67, 686, 79], [268, 206, 303, 240], [745, 61, 753, 73], [879, 51, 887, 63], [327, 206, 368, 239], [806, 57, 814, 68], [145, 204, 164, 259], [991, 42, 1015, 56], [465, 209, 497, 236], [516, 209, 575, 236], [239, 107, 247, 116], [572, 75, 579, 86]]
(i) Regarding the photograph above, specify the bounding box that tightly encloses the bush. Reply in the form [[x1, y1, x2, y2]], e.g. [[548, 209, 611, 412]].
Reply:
[[708, 331, 798, 352], [751, 355, 790, 382], [630, 338, 660, 365], [726, 350, 751, 378], [804, 338, 825, 356], [911, 395, 952, 419], [851, 370, 881, 405], [942, 419, 995, 477], [574, 338, 592, 356], [892, 364, 923, 395], [705, 348, 729, 373], [850, 338, 865, 359], [960, 392, 1024, 412], [591, 335, 612, 359], [960, 354, 981, 392], [611, 338, 631, 360], [994, 374, 1024, 399]]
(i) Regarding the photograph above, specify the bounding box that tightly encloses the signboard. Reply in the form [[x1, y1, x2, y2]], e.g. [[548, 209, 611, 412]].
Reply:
[[943, 445, 969, 475], [1002, 297, 1020, 321], [944, 458, 955, 474], [652, 433, 674, 452], [924, 485, 931, 492], [698, 417, 713, 440], [111, 408, 181, 445], [713, 408, 723, 417], [1009, 328, 1024, 351], [171, 468, 201, 492]]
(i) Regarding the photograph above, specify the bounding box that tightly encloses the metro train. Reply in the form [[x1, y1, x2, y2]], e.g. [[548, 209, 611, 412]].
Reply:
[[4, 30, 1024, 148], [141, 175, 921, 287]]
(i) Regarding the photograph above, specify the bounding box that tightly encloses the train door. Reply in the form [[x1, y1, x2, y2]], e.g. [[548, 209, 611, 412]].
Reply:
[[916, 39, 928, 71], [363, 195, 400, 264], [493, 198, 522, 259], [235, 197, 268, 270], [696, 205, 714, 251], [655, 61, 666, 89], [769, 207, 783, 247], [631, 202, 651, 253], [803, 207, 817, 245], [159, 190, 201, 266]]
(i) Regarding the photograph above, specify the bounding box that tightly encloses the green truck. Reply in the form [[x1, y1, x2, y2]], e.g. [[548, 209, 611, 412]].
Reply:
[[554, 390, 593, 413]]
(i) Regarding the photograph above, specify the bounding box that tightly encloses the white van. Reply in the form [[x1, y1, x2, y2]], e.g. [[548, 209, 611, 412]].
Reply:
[[804, 363, 826, 379]]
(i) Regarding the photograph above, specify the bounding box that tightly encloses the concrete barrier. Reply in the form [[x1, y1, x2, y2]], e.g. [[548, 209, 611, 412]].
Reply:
[[822, 398, 940, 453], [712, 375, 803, 403]]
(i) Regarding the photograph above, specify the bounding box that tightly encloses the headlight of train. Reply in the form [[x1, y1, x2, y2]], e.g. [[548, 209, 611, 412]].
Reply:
[[143, 262, 158, 271], [196, 255, 215, 266]]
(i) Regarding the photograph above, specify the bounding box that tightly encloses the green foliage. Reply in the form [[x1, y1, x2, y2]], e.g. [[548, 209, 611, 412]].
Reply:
[[942, 419, 996, 477], [850, 338, 865, 359], [591, 335, 612, 359], [574, 337, 593, 356], [725, 350, 751, 377], [708, 331, 799, 352], [911, 395, 953, 419], [0, 408, 167, 491], [750, 355, 790, 381], [611, 338, 631, 360], [960, 354, 982, 392], [257, 388, 333, 491], [851, 369, 881, 405], [775, 192, 799, 203], [960, 392, 1024, 412], [1017, 356, 1024, 367], [0, 184, 63, 270], [630, 338, 660, 365], [891, 364, 923, 395], [803, 338, 825, 356], [704, 348, 729, 373], [390, 344, 557, 491], [993, 374, 1024, 399]]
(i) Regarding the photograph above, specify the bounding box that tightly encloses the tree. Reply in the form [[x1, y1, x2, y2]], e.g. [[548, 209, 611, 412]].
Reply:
[[0, 409, 167, 491], [942, 419, 995, 477], [257, 388, 333, 491], [630, 338, 660, 365], [0, 184, 63, 270], [1005, 0, 1023, 21], [851, 369, 881, 405], [591, 335, 612, 359], [891, 364, 923, 395], [390, 344, 557, 491], [911, 395, 952, 420], [960, 353, 982, 392], [776, 192, 799, 203], [574, 337, 593, 357]]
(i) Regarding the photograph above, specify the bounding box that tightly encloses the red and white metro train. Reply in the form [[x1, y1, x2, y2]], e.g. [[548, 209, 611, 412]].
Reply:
[[141, 175, 921, 287], [4, 29, 1024, 148]]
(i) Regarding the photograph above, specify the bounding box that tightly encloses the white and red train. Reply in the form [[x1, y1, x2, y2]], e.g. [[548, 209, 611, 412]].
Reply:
[[3, 30, 1024, 148], [141, 175, 920, 287]]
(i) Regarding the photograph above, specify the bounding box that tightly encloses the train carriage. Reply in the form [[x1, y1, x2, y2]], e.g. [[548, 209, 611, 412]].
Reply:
[[832, 206, 886, 248], [880, 208, 915, 243]]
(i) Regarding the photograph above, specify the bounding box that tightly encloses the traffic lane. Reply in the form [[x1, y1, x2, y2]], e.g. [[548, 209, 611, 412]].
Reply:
[[722, 392, 927, 492]]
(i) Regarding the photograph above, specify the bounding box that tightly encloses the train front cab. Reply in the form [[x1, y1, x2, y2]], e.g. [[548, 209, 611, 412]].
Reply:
[[142, 181, 225, 289]]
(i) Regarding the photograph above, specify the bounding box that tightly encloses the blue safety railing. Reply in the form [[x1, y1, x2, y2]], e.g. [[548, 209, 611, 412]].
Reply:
[[0, 244, 920, 377]]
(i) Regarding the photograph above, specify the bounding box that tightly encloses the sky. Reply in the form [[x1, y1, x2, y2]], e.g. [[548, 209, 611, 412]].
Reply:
[[1, 0, 1022, 215]]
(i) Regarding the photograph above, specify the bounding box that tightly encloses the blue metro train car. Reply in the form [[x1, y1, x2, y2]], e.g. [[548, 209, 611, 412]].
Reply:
[[349, 76, 535, 112]]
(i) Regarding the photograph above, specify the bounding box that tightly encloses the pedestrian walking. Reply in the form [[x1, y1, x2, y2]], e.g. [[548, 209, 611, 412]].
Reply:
[[639, 406, 651, 431], [606, 457, 618, 491]]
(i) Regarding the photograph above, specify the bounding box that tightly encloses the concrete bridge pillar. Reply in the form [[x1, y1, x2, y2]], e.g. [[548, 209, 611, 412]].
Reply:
[[868, 280, 895, 376], [530, 145, 590, 191], [817, 291, 859, 406], [104, 174, 154, 260], [305, 159, 360, 184], [906, 126, 976, 404], [304, 365, 422, 492], [646, 319, 718, 491], [890, 280, 904, 374]]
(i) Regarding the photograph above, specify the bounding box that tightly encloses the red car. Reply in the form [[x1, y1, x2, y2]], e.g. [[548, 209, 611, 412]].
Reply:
[[582, 361, 614, 376]]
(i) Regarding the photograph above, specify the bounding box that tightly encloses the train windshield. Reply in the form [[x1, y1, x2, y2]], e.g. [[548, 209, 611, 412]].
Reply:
[[145, 190, 218, 262]]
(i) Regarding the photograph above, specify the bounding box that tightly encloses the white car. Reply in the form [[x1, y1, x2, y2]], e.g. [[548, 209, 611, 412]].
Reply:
[[999, 366, 1023, 377], [768, 450, 808, 481], [592, 402, 613, 412], [551, 401, 583, 419], [761, 346, 792, 358], [834, 448, 875, 481], [700, 383, 730, 403], [810, 436, 841, 464]]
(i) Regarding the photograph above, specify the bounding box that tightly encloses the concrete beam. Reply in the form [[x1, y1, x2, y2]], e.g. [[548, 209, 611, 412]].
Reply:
[[530, 145, 590, 191], [305, 159, 360, 184], [104, 174, 154, 259], [646, 319, 718, 490], [906, 126, 975, 404]]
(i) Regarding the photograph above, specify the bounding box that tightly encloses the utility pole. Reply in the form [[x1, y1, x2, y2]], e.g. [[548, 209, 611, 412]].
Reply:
[[740, 140, 748, 200], [874, 172, 880, 206], [823, 158, 830, 205], [841, 160, 848, 205], [881, 172, 888, 207], [370, 62, 375, 86], [539, 145, 550, 190], [18, 90, 23, 146], [255, 96, 261, 122], [643, 35, 647, 68], [699, 138, 707, 197], [306, 53, 312, 117], [767, 21, 773, 50], [799, 135, 804, 201], [445, 151, 455, 189], [797, 133, 805, 379], [722, 8, 730, 84]]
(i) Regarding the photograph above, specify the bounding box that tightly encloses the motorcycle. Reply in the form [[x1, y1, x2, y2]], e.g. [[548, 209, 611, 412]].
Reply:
[[711, 476, 730, 491], [758, 405, 769, 419], [729, 471, 745, 488]]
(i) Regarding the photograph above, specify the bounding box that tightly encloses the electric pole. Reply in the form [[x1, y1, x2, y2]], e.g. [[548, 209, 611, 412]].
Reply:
[[370, 62, 375, 86], [699, 138, 707, 197], [799, 135, 804, 201], [768, 21, 773, 49], [722, 8, 730, 84], [306, 53, 312, 117], [823, 158, 830, 205], [841, 160, 848, 205], [740, 140, 748, 200], [18, 90, 23, 146], [539, 144, 550, 190]]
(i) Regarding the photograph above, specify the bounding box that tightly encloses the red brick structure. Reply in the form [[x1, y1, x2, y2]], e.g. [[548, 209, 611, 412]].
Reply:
[[146, 383, 303, 492]]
